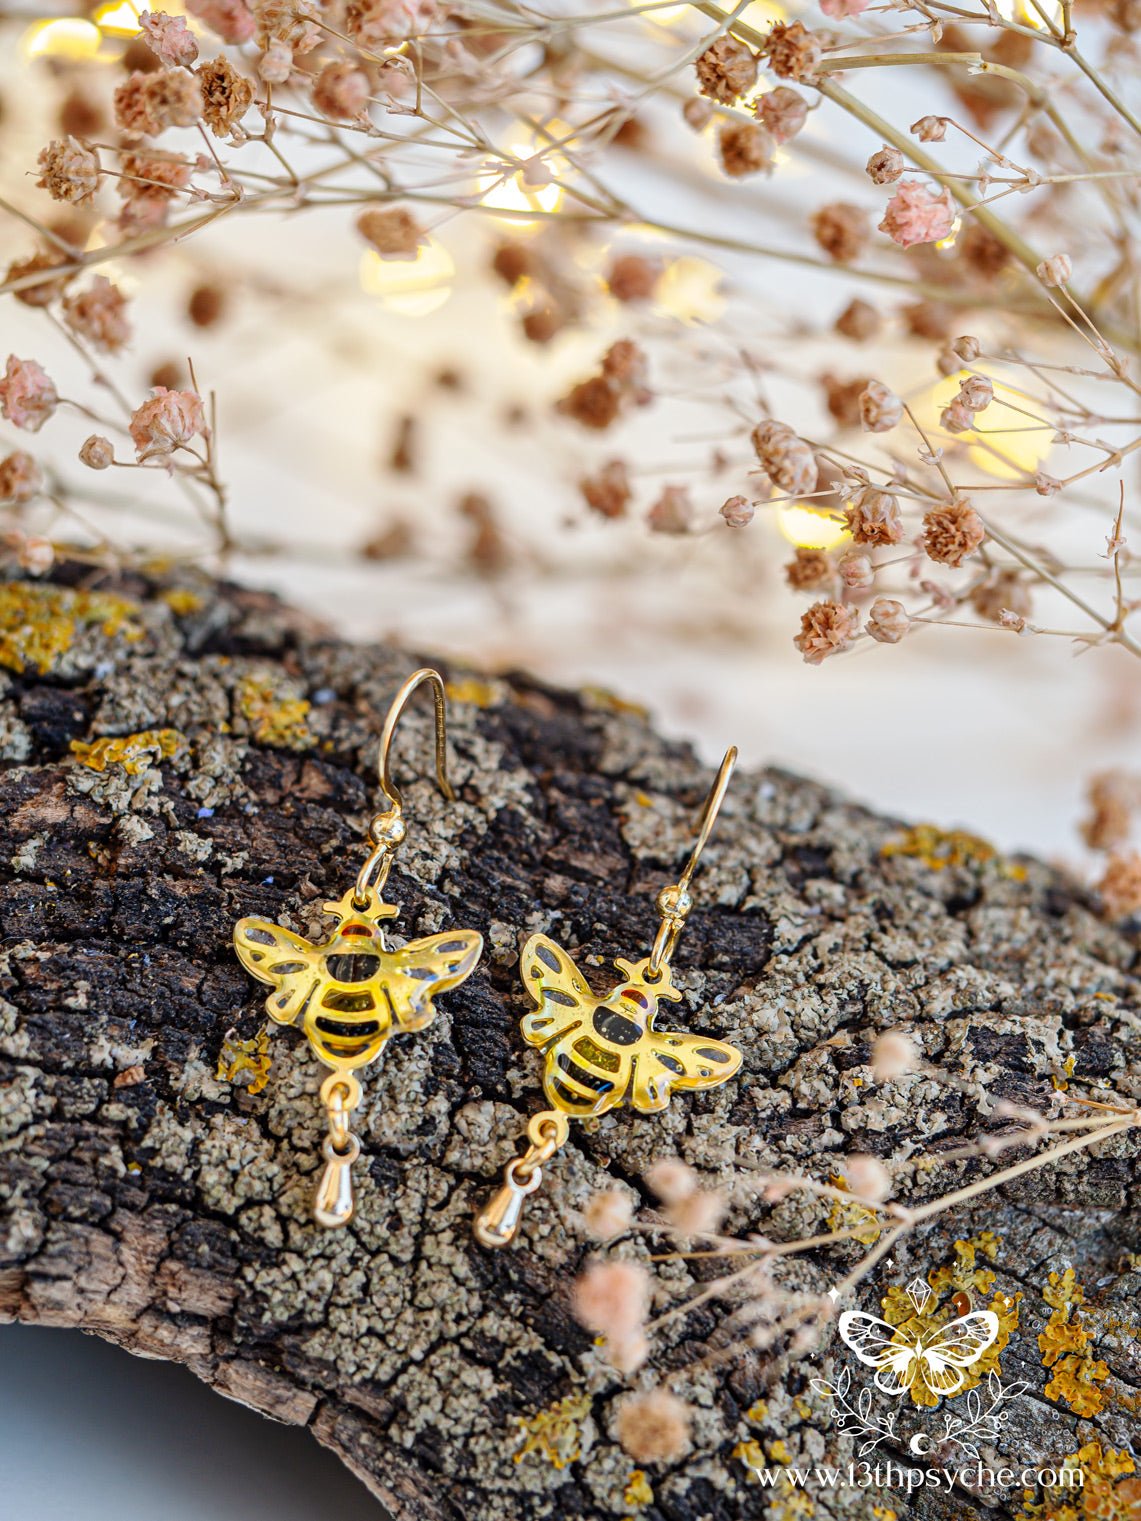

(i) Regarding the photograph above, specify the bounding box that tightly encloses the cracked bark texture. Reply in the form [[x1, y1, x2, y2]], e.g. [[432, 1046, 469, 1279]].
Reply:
[[0, 565, 1138, 1521]]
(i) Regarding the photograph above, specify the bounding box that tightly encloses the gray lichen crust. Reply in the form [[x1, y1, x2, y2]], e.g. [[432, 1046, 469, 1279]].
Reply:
[[0, 568, 1137, 1521]]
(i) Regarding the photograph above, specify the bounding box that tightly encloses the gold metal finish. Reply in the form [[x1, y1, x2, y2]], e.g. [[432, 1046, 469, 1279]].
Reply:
[[232, 670, 483, 1228], [474, 750, 742, 1250]]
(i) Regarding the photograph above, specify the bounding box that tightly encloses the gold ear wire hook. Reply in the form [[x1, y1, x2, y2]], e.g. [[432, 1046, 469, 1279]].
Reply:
[[647, 745, 737, 977], [355, 668, 456, 906]]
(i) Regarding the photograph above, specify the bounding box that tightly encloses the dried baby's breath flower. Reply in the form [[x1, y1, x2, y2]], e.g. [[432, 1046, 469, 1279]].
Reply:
[[63, 277, 131, 354], [794, 598, 858, 663], [835, 298, 881, 341], [844, 488, 903, 544], [646, 484, 692, 534], [844, 1154, 891, 1201], [7, 251, 72, 309], [879, 180, 955, 248], [12, 534, 54, 576], [717, 121, 775, 178], [1035, 472, 1061, 497], [115, 70, 204, 136], [960, 224, 1009, 280], [695, 36, 758, 104], [581, 459, 630, 518], [255, 0, 322, 52], [347, 0, 437, 49], [258, 43, 293, 84], [859, 380, 903, 432], [866, 596, 909, 643], [1037, 252, 1072, 287], [923, 499, 986, 565], [0, 451, 43, 504], [820, 0, 869, 14], [682, 97, 714, 131], [866, 145, 904, 185], [129, 386, 206, 461], [313, 62, 371, 119], [667, 1189, 726, 1235], [1097, 852, 1141, 919], [357, 207, 425, 259], [752, 420, 817, 495], [560, 342, 650, 429], [185, 0, 255, 44], [767, 21, 823, 82], [80, 435, 115, 470], [583, 1189, 634, 1241], [140, 11, 200, 66], [823, 374, 871, 428], [839, 552, 873, 590], [1081, 772, 1138, 851], [647, 1158, 698, 1203], [785, 546, 833, 591], [952, 334, 982, 361], [941, 398, 973, 434], [904, 299, 953, 341], [0, 357, 58, 433], [197, 56, 255, 136], [572, 1259, 650, 1342], [911, 114, 947, 141], [720, 494, 754, 528], [607, 253, 659, 304], [36, 138, 101, 206], [873, 1029, 918, 1079], [756, 86, 807, 143], [811, 202, 870, 264], [958, 375, 993, 413], [971, 568, 1031, 625], [615, 1390, 693, 1464]]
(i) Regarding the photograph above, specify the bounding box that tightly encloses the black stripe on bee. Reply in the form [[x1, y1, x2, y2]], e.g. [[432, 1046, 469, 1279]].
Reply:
[[245, 927, 278, 946], [543, 990, 578, 1007], [655, 1053, 686, 1075], [269, 960, 307, 975], [536, 944, 561, 971], [315, 1016, 382, 1037], [696, 1046, 732, 1062], [556, 1051, 613, 1093], [325, 953, 381, 984], [592, 1007, 642, 1046]]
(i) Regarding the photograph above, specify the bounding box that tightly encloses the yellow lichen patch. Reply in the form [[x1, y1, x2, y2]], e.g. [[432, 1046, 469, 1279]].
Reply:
[[873, 1508, 898, 1521], [71, 728, 187, 776], [792, 1395, 812, 1419], [1016, 1441, 1136, 1521], [746, 1397, 768, 1423], [0, 581, 142, 675], [881, 824, 1028, 881], [513, 1390, 592, 1470], [881, 1233, 1020, 1408], [1038, 1269, 1109, 1417], [623, 1470, 653, 1511], [733, 1439, 765, 1477], [216, 1029, 272, 1095], [237, 674, 314, 751], [161, 588, 204, 616], [445, 675, 501, 707], [1052, 1055, 1077, 1092], [827, 1172, 882, 1246], [768, 1438, 792, 1465], [581, 685, 649, 718]]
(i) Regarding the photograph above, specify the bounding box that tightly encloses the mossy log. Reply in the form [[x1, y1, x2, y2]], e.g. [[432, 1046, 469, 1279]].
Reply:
[[0, 566, 1137, 1521]]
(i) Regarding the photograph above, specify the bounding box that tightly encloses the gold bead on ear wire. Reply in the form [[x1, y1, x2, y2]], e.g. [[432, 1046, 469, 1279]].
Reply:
[[473, 748, 743, 1249], [233, 669, 484, 1229]]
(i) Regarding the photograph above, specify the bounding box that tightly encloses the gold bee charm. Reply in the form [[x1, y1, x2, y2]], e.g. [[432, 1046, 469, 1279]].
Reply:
[[232, 670, 483, 1229], [474, 748, 742, 1248]]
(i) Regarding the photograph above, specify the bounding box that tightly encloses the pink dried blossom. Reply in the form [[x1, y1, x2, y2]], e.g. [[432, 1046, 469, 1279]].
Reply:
[[923, 499, 986, 565], [13, 535, 54, 576], [36, 137, 101, 205], [940, 398, 973, 434], [647, 484, 693, 534], [859, 380, 903, 432], [911, 115, 947, 141], [952, 334, 982, 361], [313, 62, 371, 119], [1037, 252, 1072, 287], [0, 357, 58, 433], [140, 11, 200, 66], [756, 86, 807, 143], [866, 145, 904, 184], [720, 494, 754, 528], [718, 120, 775, 178], [1097, 851, 1141, 920], [346, 0, 437, 49], [258, 42, 293, 83], [63, 277, 131, 354], [185, 0, 255, 43], [767, 21, 822, 82], [872, 1029, 918, 1080], [820, 0, 869, 13], [614, 1390, 693, 1464], [794, 599, 858, 664], [695, 35, 758, 104], [844, 488, 902, 545], [866, 597, 910, 643], [666, 1189, 726, 1235], [646, 1158, 697, 1204], [839, 552, 873, 590], [878, 180, 955, 249], [958, 375, 993, 412], [0, 451, 43, 503], [572, 1259, 650, 1369], [129, 387, 206, 461], [80, 435, 115, 470], [844, 1155, 891, 1202], [582, 1189, 634, 1241], [811, 201, 870, 263], [752, 420, 818, 495]]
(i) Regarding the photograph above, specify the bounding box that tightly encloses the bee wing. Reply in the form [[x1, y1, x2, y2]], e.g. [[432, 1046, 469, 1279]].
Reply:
[[838, 1312, 919, 1396], [233, 917, 319, 1025], [380, 930, 484, 1033], [518, 935, 593, 1049], [626, 1029, 742, 1113], [918, 1311, 999, 1398]]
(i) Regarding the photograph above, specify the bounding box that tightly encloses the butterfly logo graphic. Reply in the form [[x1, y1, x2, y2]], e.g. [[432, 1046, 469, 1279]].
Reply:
[[838, 1309, 1000, 1399]]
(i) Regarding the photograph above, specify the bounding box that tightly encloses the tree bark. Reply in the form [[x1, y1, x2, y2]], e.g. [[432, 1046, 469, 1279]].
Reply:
[[0, 565, 1137, 1521]]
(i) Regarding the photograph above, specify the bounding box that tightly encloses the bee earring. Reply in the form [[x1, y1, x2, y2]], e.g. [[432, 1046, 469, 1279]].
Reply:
[[473, 748, 743, 1249], [233, 669, 483, 1229]]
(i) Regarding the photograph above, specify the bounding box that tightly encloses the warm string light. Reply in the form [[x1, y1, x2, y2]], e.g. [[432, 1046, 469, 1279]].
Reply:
[[919, 369, 1056, 482], [479, 141, 565, 229], [777, 503, 849, 550], [359, 242, 456, 317]]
